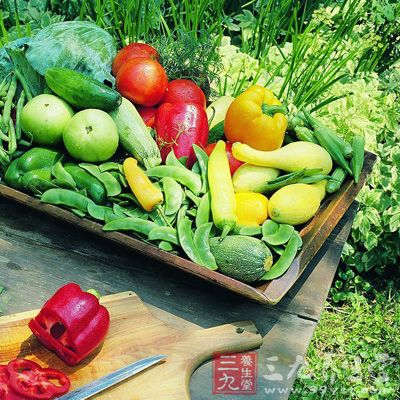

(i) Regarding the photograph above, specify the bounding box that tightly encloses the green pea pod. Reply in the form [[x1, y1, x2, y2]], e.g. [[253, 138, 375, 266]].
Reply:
[[262, 220, 279, 237], [99, 162, 122, 172], [27, 178, 59, 195], [51, 178, 77, 191], [41, 188, 94, 213], [148, 226, 179, 245], [269, 244, 284, 256], [262, 224, 295, 246], [195, 192, 211, 228], [71, 208, 86, 218], [193, 144, 209, 193], [52, 161, 76, 189], [165, 151, 187, 169], [113, 203, 127, 217], [186, 208, 197, 218], [79, 163, 121, 197], [146, 165, 202, 194], [161, 177, 184, 216], [194, 222, 218, 270], [260, 233, 300, 280], [234, 225, 262, 236], [186, 190, 201, 207], [103, 217, 157, 235], [177, 206, 204, 265], [87, 203, 112, 221], [104, 210, 124, 224], [158, 241, 174, 251], [192, 161, 201, 174], [121, 207, 148, 219]]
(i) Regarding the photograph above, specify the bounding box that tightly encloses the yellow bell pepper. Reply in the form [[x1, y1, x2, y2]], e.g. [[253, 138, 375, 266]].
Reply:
[[123, 157, 163, 212], [208, 140, 237, 238], [224, 85, 287, 151], [235, 192, 268, 226]]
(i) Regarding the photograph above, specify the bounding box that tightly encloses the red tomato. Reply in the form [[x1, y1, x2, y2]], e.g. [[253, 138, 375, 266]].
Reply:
[[112, 43, 160, 76], [162, 79, 206, 108], [205, 142, 243, 175], [116, 58, 168, 107], [7, 359, 70, 400], [136, 105, 157, 128]]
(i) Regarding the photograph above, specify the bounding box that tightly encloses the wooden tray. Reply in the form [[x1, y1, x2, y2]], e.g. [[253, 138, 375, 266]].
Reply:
[[0, 291, 262, 399], [0, 151, 376, 305]]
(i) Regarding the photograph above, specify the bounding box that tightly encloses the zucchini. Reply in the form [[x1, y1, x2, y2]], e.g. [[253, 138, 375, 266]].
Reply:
[[45, 67, 121, 111], [109, 98, 161, 170], [208, 120, 225, 143], [210, 236, 273, 283]]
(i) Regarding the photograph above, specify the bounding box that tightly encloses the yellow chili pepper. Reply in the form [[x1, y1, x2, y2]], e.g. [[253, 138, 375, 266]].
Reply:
[[224, 85, 287, 151], [123, 157, 163, 212], [235, 192, 269, 226], [208, 140, 237, 239]]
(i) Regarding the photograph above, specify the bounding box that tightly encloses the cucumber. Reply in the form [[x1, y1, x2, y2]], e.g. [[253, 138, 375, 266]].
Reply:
[[45, 67, 121, 111], [210, 236, 273, 283]]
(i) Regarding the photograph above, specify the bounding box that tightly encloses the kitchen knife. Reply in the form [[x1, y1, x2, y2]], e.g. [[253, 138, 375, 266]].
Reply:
[[57, 354, 166, 399]]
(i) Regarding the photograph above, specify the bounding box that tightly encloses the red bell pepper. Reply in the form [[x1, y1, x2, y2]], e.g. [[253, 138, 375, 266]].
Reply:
[[28, 283, 110, 366], [155, 102, 209, 167]]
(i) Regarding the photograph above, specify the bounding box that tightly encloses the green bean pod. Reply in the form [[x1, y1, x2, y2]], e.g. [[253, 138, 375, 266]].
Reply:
[[148, 226, 179, 245], [7, 118, 16, 155], [195, 192, 211, 228], [260, 233, 300, 280], [103, 217, 157, 235], [193, 144, 209, 193], [193, 222, 218, 270], [41, 188, 94, 213], [161, 177, 184, 216], [146, 165, 202, 195], [177, 206, 204, 265], [351, 135, 365, 184], [2, 75, 17, 129]]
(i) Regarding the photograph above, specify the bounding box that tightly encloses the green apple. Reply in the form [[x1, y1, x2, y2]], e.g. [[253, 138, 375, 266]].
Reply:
[[21, 94, 74, 146], [63, 109, 119, 162]]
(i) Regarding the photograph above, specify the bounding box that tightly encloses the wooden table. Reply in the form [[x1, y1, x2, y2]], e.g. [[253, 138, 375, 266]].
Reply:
[[0, 198, 357, 399]]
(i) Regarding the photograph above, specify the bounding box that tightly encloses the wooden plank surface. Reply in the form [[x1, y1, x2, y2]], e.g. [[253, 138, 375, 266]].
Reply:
[[0, 200, 356, 399]]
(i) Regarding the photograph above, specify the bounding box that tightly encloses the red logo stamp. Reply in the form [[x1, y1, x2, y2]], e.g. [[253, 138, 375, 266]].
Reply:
[[212, 352, 257, 395]]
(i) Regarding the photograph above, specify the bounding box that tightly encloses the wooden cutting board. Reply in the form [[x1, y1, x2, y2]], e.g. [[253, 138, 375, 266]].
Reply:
[[0, 291, 262, 399]]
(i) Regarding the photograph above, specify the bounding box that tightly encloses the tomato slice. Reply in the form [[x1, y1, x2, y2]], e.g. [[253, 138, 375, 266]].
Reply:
[[7, 360, 70, 400]]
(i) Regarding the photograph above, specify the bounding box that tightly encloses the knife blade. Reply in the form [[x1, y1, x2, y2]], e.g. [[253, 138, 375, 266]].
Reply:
[[57, 354, 166, 400]]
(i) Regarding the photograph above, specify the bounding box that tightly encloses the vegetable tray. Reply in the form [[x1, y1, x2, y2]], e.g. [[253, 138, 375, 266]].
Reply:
[[0, 151, 376, 304]]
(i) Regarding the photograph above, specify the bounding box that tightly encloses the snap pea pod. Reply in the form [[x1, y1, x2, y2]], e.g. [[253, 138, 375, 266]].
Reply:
[[50, 178, 77, 191], [260, 233, 300, 280], [71, 208, 86, 217], [161, 177, 184, 216], [99, 162, 123, 173], [28, 178, 59, 196], [79, 163, 121, 197], [192, 161, 201, 175], [165, 151, 187, 169], [262, 219, 279, 237], [121, 207, 148, 219], [2, 75, 17, 129], [15, 91, 25, 141], [193, 144, 209, 193], [113, 203, 127, 217], [193, 222, 218, 270], [195, 192, 211, 228], [41, 188, 94, 213], [187, 208, 197, 217], [233, 225, 262, 236], [7, 118, 16, 155], [104, 209, 124, 224], [351, 135, 365, 184], [87, 203, 112, 221], [148, 226, 179, 245], [186, 190, 201, 207], [159, 241, 174, 251], [177, 206, 204, 265], [262, 224, 295, 246], [103, 217, 157, 235], [269, 244, 284, 256], [146, 165, 202, 195], [52, 161, 76, 189], [299, 174, 333, 184], [110, 170, 128, 188]]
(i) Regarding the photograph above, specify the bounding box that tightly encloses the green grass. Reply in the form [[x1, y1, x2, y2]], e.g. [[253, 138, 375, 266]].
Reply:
[[290, 288, 400, 399]]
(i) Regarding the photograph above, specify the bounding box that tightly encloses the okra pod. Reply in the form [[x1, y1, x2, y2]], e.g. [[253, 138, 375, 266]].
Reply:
[[351, 135, 365, 184], [326, 167, 347, 193], [294, 126, 319, 144]]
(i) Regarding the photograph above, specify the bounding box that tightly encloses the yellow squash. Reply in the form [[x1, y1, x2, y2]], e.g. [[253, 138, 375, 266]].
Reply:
[[235, 192, 269, 226], [232, 141, 333, 174], [268, 180, 327, 225], [233, 164, 280, 193]]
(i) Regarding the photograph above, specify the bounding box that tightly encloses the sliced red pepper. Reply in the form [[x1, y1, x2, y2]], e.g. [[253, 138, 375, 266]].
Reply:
[[28, 283, 110, 366], [0, 365, 32, 400], [7, 359, 70, 400]]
